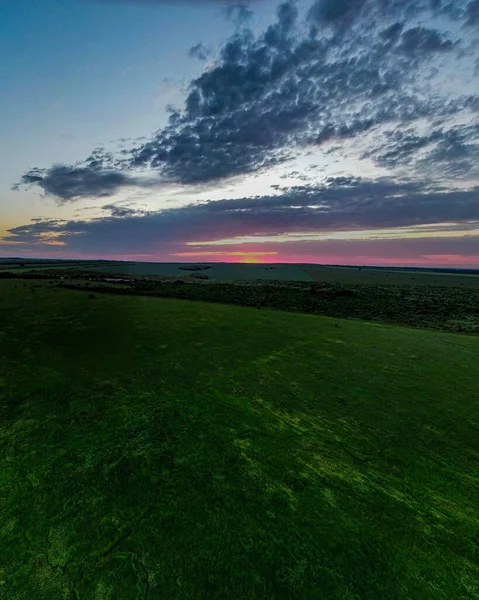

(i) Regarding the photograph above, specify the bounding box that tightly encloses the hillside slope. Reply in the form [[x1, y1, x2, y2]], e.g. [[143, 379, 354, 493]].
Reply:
[[0, 280, 478, 599]]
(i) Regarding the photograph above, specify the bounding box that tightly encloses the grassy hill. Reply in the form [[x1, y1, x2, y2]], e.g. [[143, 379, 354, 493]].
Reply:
[[0, 279, 478, 599]]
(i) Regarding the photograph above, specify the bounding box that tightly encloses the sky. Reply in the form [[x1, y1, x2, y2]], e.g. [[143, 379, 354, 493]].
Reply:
[[1, 0, 479, 267]]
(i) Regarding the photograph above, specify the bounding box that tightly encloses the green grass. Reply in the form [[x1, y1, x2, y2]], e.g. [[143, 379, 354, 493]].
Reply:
[[0, 263, 108, 274], [86, 262, 313, 281], [0, 280, 478, 599], [305, 266, 479, 288], [58, 275, 479, 334]]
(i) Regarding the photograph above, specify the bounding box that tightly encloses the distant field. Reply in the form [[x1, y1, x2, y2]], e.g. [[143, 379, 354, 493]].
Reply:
[[2, 259, 478, 286], [1, 279, 478, 599], [60, 261, 479, 287], [87, 262, 313, 281], [304, 265, 479, 287], [0, 262, 111, 274], [3, 265, 478, 333]]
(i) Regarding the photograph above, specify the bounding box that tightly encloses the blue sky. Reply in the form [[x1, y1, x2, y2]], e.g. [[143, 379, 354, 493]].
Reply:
[[1, 0, 274, 174], [1, 0, 479, 266]]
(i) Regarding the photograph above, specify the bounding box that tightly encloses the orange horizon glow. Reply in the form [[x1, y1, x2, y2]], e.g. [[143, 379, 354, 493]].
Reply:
[[170, 251, 279, 263], [170, 251, 279, 257], [1, 247, 478, 268]]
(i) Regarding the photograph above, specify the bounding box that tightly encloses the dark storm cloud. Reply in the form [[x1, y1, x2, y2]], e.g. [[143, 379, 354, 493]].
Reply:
[[15, 0, 479, 200], [6, 178, 479, 252]]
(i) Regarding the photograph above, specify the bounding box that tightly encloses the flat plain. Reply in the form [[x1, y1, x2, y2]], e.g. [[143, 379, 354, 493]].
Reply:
[[3, 259, 479, 286], [0, 266, 478, 599]]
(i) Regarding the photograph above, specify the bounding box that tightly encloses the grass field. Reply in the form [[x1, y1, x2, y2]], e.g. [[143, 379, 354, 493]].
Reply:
[[1, 279, 478, 599], [56, 275, 479, 334], [2, 259, 479, 287], [0, 262, 116, 275], [87, 262, 313, 282], [304, 266, 479, 288], [87, 262, 479, 287]]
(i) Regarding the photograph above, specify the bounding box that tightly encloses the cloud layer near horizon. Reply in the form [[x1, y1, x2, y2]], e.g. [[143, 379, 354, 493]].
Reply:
[[4, 177, 479, 264]]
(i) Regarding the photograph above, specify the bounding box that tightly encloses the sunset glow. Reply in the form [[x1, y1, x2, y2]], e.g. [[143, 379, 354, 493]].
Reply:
[[1, 0, 478, 268]]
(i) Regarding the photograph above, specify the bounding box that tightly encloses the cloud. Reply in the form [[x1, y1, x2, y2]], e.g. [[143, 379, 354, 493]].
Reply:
[[306, 0, 454, 28], [5, 179, 479, 257], [102, 204, 148, 217], [15, 0, 479, 201], [308, 0, 367, 26], [117, 0, 471, 186], [188, 42, 212, 61], [397, 26, 455, 56], [13, 149, 162, 202], [466, 0, 479, 25], [224, 2, 254, 24], [365, 122, 479, 178], [13, 165, 138, 202]]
